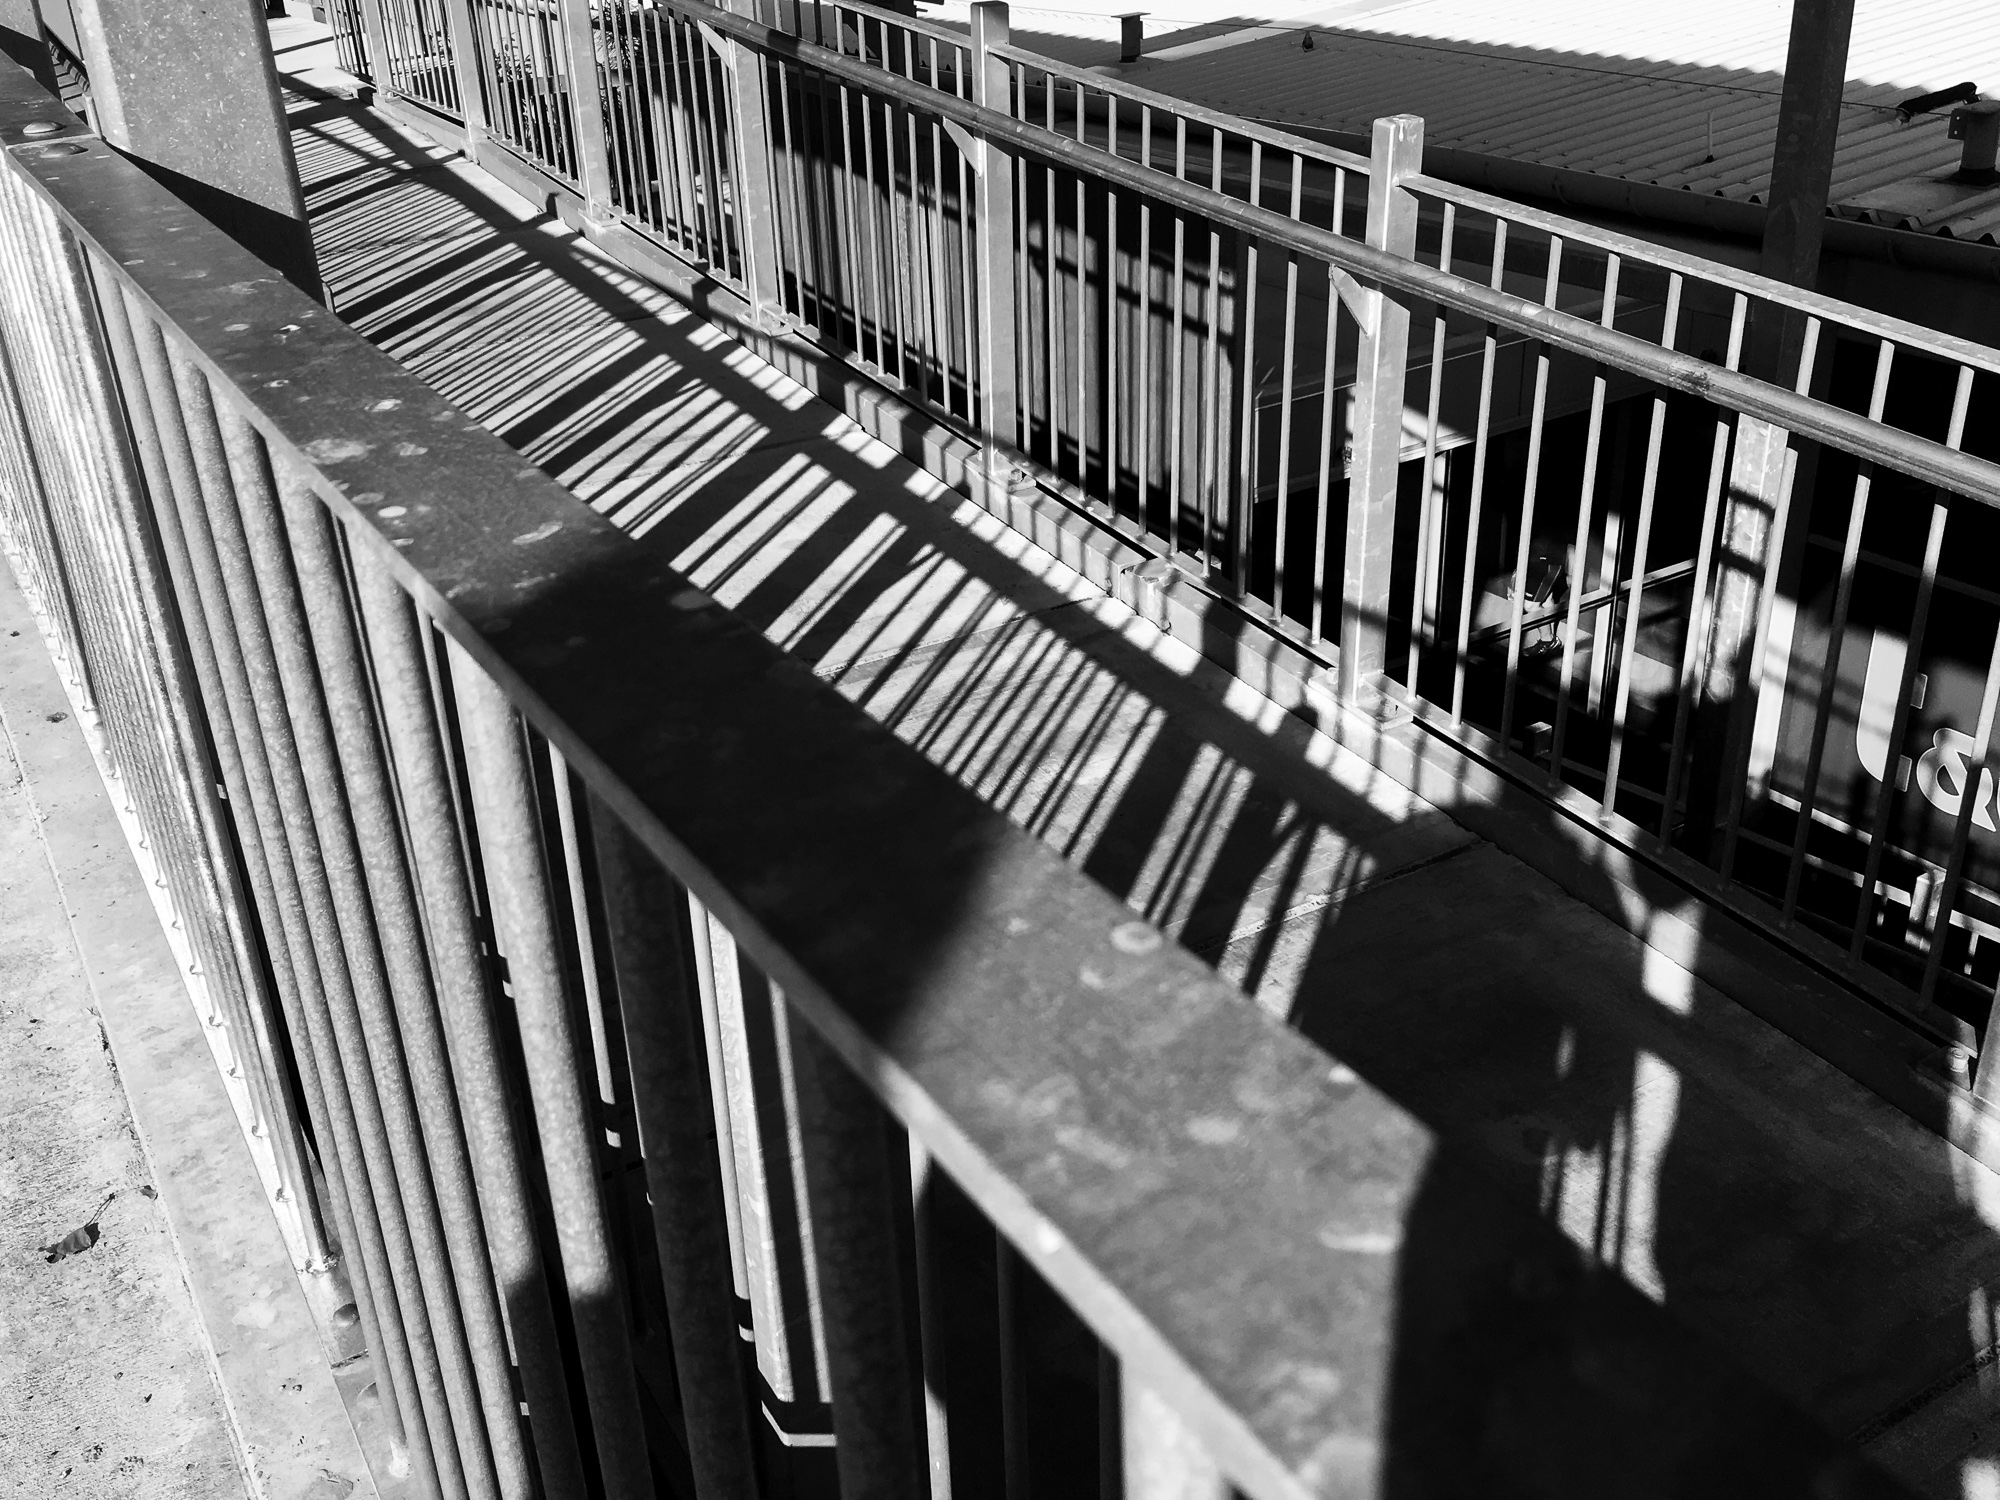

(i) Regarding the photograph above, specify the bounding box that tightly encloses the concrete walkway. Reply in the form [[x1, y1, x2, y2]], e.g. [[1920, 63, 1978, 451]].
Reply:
[[0, 581, 246, 1497], [273, 32, 2000, 1494]]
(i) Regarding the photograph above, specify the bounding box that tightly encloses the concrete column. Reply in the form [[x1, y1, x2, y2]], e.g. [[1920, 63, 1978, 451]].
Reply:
[[1758, 0, 1856, 296], [66, 0, 322, 298]]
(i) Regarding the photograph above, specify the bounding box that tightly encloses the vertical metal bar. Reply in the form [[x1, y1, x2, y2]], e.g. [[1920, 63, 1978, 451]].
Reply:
[[956, 49, 978, 421], [589, 800, 761, 1500], [1269, 153, 1302, 620], [1496, 236, 1562, 749], [1600, 276, 1683, 822], [283, 479, 541, 1500], [161, 347, 442, 1496], [1447, 219, 1509, 724], [557, 0, 617, 209], [907, 1137, 954, 1500], [110, 291, 383, 1369], [1199, 127, 1224, 564], [1166, 119, 1190, 542], [451, 645, 656, 1499], [81, 250, 328, 1264], [788, 1010, 926, 1500], [997, 1233, 1026, 1500], [1843, 430, 1954, 952], [352, 562, 595, 1500], [1075, 81, 1089, 489], [439, 0, 491, 140], [1135, 106, 1155, 535], [1780, 340, 1895, 919], [1923, 624, 2000, 1019], [970, 2, 1020, 489], [1337, 115, 1421, 704], [1105, 94, 1121, 515], [1716, 335, 1820, 883], [1404, 201, 1454, 681], [1548, 253, 1621, 779], [1232, 178, 1260, 588], [218, 409, 489, 1500], [1657, 293, 1751, 846], [1043, 73, 1060, 469]]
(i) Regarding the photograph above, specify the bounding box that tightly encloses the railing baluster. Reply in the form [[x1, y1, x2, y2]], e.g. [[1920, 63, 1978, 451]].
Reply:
[[1336, 114, 1420, 704], [1448, 219, 1508, 725], [1270, 152, 1302, 623], [1658, 292, 1750, 849], [970, 1, 1020, 493], [452, 646, 656, 1499], [589, 803, 762, 1500], [222, 407, 493, 1500], [1548, 253, 1621, 781], [1496, 234, 1561, 749], [282, 478, 533, 1500], [1600, 274, 1682, 823], [171, 352, 450, 1497], [790, 1011, 928, 1499], [353, 560, 594, 1500]]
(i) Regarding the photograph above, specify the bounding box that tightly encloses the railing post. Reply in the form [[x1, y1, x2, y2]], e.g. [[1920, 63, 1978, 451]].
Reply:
[[1336, 114, 1421, 707], [719, 0, 788, 325], [556, 0, 617, 219], [436, 0, 491, 142], [63, 0, 322, 297], [969, 1, 1021, 499]]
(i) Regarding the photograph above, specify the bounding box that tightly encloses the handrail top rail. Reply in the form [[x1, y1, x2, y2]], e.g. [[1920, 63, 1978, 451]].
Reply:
[[767, 0, 975, 56], [709, 0, 2000, 384], [1407, 171, 2000, 381], [667, 0, 2000, 507], [988, 37, 1373, 176]]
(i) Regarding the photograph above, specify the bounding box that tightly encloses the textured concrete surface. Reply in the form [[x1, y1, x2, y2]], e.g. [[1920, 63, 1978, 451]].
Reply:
[[0, 562, 374, 1500], [273, 46, 2000, 1494], [0, 633, 244, 1496]]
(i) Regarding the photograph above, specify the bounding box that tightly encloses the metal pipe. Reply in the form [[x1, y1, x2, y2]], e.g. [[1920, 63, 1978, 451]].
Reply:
[[220, 409, 490, 1500], [787, 1009, 926, 1500], [352, 554, 594, 1500], [279, 469, 532, 1500], [450, 643, 656, 1500], [169, 351, 448, 1496], [589, 797, 761, 1500]]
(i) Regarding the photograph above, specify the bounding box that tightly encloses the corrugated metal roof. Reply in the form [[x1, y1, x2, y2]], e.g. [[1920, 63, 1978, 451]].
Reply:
[[1095, 0, 2000, 244]]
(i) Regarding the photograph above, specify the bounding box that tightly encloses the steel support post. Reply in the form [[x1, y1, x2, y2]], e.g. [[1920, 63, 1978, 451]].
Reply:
[[1337, 115, 1420, 706], [1759, 0, 1855, 296], [969, 1, 1021, 497], [554, 0, 617, 219], [64, 0, 322, 298], [719, 0, 786, 324], [437, 0, 491, 141]]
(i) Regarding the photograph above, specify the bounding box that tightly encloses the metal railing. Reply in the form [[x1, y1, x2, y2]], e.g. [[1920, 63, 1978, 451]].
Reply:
[[0, 40, 1919, 1500], [329, 0, 2000, 1078]]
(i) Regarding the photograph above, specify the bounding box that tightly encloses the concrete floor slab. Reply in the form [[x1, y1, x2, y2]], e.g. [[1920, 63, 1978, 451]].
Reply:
[[0, 620, 246, 1498], [0, 563, 373, 1500]]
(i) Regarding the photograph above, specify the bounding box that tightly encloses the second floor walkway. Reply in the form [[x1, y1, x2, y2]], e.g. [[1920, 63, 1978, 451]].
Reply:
[[272, 17, 2000, 1495]]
